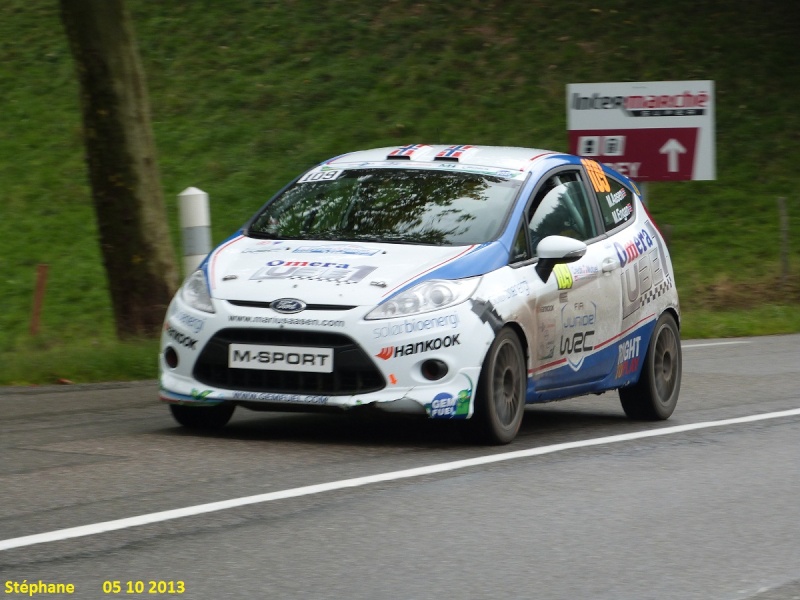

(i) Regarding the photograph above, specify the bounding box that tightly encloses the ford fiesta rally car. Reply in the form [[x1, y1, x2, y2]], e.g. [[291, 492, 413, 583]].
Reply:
[[160, 144, 682, 444]]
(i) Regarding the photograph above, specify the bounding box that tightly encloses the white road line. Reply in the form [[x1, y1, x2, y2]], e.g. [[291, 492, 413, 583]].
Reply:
[[683, 341, 750, 349], [2, 407, 799, 552]]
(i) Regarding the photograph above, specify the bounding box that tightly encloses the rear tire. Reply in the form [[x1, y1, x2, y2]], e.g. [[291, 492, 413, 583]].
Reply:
[[473, 328, 527, 444], [619, 312, 681, 420], [169, 403, 235, 430]]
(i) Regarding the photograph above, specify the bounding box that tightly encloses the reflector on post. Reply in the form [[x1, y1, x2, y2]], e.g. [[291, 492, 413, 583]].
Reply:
[[178, 187, 211, 276]]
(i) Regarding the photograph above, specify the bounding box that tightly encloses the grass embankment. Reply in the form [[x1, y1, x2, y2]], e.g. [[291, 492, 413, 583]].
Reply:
[[1, 1, 798, 385]]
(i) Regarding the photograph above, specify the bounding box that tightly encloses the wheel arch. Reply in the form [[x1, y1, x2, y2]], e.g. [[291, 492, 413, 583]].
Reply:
[[663, 306, 681, 331], [502, 320, 531, 372]]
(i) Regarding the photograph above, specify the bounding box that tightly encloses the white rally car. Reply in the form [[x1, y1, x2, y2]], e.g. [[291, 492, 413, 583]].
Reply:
[[160, 144, 681, 444]]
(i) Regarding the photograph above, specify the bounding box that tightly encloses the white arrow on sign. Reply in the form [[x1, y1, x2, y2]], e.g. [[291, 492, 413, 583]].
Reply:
[[659, 138, 687, 172]]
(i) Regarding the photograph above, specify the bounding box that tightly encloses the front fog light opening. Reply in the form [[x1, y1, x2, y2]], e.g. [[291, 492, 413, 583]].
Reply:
[[420, 359, 448, 381], [164, 346, 179, 369]]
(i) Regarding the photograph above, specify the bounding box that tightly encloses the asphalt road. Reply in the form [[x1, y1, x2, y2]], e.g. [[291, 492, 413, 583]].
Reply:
[[1, 334, 799, 600]]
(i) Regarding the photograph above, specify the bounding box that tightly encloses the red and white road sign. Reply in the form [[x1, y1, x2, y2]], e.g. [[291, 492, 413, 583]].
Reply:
[[567, 81, 715, 181]]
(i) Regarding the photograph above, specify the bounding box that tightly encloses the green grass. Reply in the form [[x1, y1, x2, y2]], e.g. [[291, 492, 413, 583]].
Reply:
[[1, 0, 799, 384], [0, 338, 159, 387], [681, 304, 800, 340]]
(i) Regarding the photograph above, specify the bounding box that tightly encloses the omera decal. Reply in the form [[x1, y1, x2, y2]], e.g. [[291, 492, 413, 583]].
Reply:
[[617, 222, 673, 319], [251, 260, 378, 284]]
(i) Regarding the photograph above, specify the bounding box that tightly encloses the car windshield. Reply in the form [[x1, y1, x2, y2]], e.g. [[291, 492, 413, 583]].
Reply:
[[247, 168, 523, 245]]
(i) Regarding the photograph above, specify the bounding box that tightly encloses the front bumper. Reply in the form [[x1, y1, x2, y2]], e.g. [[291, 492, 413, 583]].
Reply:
[[158, 297, 490, 419]]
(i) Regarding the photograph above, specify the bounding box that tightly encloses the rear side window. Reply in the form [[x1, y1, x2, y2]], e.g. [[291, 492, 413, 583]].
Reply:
[[527, 170, 598, 256], [581, 159, 635, 231], [596, 178, 635, 231]]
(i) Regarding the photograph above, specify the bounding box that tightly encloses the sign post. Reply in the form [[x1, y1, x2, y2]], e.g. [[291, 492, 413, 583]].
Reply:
[[567, 80, 715, 182]]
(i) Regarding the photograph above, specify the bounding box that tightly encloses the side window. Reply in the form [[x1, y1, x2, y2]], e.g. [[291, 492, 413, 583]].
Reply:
[[527, 171, 598, 256], [596, 177, 635, 231], [581, 158, 635, 231]]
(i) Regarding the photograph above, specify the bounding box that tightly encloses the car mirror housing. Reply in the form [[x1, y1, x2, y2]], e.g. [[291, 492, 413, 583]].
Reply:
[[535, 236, 588, 283]]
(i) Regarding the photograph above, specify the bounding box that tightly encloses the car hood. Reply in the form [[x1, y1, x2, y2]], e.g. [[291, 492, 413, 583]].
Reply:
[[206, 236, 494, 306]]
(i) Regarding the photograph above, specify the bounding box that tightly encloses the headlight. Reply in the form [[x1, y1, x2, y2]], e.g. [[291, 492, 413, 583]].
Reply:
[[365, 278, 480, 320], [180, 270, 215, 313]]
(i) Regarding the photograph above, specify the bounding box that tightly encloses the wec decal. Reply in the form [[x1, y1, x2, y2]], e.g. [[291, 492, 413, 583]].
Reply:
[[559, 302, 597, 371]]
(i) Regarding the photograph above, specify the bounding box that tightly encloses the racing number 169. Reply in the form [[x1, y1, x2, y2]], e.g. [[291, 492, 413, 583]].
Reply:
[[581, 158, 611, 193], [298, 169, 342, 183]]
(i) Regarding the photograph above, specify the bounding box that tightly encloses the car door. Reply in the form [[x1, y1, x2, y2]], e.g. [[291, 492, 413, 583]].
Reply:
[[523, 168, 622, 391], [585, 160, 669, 382]]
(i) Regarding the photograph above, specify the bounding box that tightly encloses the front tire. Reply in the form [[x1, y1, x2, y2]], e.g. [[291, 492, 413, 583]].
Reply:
[[619, 312, 681, 420], [169, 403, 235, 430], [473, 327, 527, 445]]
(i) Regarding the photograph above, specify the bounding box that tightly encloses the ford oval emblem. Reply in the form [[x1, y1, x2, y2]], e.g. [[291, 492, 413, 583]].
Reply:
[[270, 298, 306, 314]]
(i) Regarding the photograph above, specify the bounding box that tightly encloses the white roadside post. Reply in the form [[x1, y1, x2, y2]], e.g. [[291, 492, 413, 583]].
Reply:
[[178, 187, 212, 276]]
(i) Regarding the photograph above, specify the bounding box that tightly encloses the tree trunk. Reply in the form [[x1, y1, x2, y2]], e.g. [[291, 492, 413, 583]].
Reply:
[[60, 0, 179, 338]]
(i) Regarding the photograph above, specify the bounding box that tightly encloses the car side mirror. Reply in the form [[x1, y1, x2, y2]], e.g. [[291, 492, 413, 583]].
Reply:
[[535, 235, 587, 283]]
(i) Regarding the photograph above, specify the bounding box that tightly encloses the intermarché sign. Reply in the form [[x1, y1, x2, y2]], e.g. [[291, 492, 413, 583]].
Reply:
[[567, 80, 716, 181]]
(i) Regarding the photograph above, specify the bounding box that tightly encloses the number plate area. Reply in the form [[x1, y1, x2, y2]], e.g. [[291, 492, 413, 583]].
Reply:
[[228, 343, 334, 373]]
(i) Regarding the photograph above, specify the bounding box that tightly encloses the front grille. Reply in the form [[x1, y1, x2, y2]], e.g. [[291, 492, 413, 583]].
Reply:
[[226, 300, 356, 311], [193, 328, 385, 395]]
